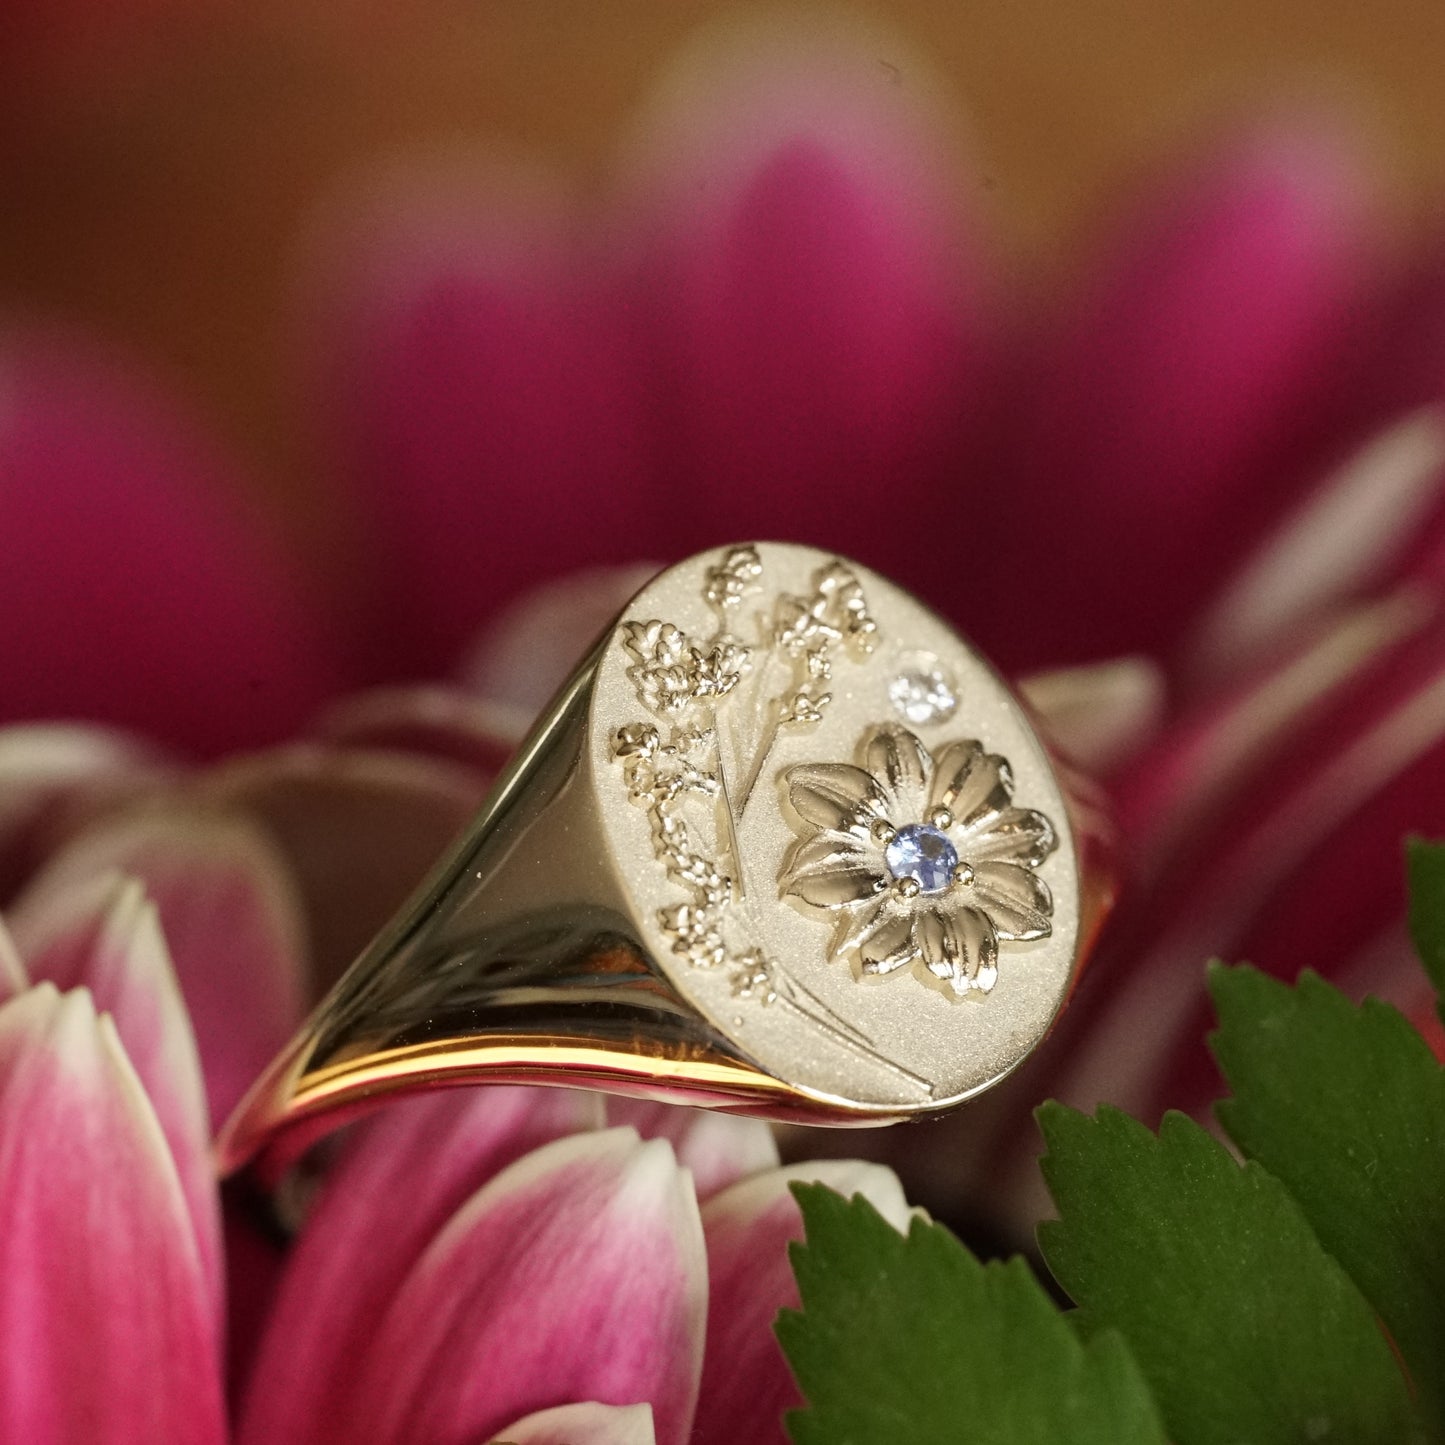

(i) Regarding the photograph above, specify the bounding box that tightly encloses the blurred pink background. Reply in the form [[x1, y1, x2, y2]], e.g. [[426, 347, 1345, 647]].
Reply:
[[6, 3, 1445, 1226], [4, 0, 1445, 576]]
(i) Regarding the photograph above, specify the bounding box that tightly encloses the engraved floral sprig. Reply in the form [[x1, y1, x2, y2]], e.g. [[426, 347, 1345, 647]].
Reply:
[[620, 621, 750, 719], [706, 549, 879, 815], [612, 547, 918, 1086]]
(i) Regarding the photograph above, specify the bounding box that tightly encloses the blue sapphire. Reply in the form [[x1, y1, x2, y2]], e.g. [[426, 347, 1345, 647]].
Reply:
[[884, 823, 958, 893]]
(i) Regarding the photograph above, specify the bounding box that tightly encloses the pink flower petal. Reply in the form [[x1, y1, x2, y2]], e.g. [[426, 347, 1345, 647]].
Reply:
[[943, 592, 1445, 1232], [493, 1402, 656, 1445], [7, 872, 223, 1321], [1184, 408, 1445, 684], [463, 564, 659, 718], [9, 807, 308, 1125], [202, 743, 484, 990], [311, 156, 659, 682], [0, 325, 341, 754], [224, 1199, 286, 1414], [1032, 594, 1445, 1169], [314, 684, 523, 775], [606, 1099, 779, 1200], [693, 1160, 909, 1445], [0, 984, 226, 1443], [328, 1127, 706, 1445], [622, 22, 982, 584], [1150, 691, 1445, 1112], [240, 1086, 603, 1445], [0, 722, 167, 903], [1117, 594, 1429, 869], [1017, 658, 1166, 774], [973, 121, 1384, 669]]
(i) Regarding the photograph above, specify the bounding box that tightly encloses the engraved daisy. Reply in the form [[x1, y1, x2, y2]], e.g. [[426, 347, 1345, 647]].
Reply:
[[781, 724, 1057, 997]]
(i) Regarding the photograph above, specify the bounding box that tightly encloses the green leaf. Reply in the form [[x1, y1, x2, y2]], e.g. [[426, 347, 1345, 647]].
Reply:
[[1037, 1103, 1421, 1445], [1211, 963, 1445, 1435], [1407, 836, 1445, 1014], [777, 1183, 1167, 1445]]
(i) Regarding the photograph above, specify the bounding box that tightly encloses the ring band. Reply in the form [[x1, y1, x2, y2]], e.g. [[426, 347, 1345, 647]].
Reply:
[[218, 543, 1113, 1178]]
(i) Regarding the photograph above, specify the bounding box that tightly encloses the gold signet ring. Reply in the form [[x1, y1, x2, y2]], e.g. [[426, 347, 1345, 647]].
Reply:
[[219, 543, 1113, 1178]]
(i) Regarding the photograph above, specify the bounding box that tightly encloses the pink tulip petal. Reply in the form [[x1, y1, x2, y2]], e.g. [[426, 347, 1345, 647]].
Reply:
[[312, 155, 659, 682], [7, 873, 223, 1320], [11, 807, 309, 1124], [0, 984, 226, 1442], [0, 722, 168, 903], [241, 1085, 603, 1445], [973, 121, 1384, 669], [622, 21, 981, 583], [695, 1160, 909, 1445], [606, 1099, 779, 1200], [463, 564, 659, 718], [491, 1402, 656, 1445], [203, 743, 484, 990], [333, 1128, 706, 1445], [314, 684, 523, 775], [0, 325, 341, 754]]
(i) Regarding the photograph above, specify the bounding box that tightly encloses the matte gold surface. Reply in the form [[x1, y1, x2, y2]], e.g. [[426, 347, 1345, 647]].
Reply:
[[218, 544, 1109, 1177]]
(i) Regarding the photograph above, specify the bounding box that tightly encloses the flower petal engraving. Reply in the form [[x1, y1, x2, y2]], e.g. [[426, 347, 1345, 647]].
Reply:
[[784, 763, 887, 830], [782, 723, 1056, 997], [789, 866, 882, 909], [854, 910, 917, 977], [781, 831, 875, 881], [919, 907, 999, 996], [929, 741, 1014, 823], [961, 807, 1057, 867], [971, 862, 1053, 940], [862, 724, 931, 816]]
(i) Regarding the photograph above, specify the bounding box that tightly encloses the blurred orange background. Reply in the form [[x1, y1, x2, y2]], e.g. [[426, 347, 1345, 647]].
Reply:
[[4, 1, 1443, 563]]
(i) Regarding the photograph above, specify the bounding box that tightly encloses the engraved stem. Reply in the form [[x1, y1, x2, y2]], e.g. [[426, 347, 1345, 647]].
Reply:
[[774, 989, 934, 1097], [733, 701, 782, 820], [718, 637, 785, 829], [730, 644, 778, 780], [712, 728, 751, 901]]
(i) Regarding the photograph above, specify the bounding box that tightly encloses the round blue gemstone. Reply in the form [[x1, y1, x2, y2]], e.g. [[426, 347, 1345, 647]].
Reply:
[[884, 823, 958, 893]]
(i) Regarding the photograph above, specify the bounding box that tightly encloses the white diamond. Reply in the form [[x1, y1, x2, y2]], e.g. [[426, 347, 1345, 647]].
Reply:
[[889, 667, 957, 725]]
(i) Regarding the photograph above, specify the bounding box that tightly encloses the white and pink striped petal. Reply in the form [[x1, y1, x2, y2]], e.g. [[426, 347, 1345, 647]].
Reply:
[[492, 1402, 657, 1445], [0, 984, 226, 1443], [7, 872, 222, 1321], [605, 1099, 779, 1200], [693, 1160, 909, 1445], [332, 1127, 706, 1445], [9, 807, 309, 1123], [241, 1085, 602, 1445]]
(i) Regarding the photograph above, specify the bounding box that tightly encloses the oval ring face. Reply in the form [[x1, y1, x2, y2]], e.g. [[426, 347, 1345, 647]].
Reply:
[[589, 542, 1082, 1114]]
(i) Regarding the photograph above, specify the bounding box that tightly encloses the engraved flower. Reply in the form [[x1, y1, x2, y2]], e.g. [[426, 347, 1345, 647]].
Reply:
[[781, 724, 1057, 998], [704, 545, 764, 614], [622, 620, 750, 719], [660, 901, 729, 970], [773, 563, 877, 663]]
